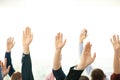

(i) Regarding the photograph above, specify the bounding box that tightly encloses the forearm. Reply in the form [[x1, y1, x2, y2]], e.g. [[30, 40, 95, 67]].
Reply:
[[113, 51, 120, 74], [22, 53, 34, 80], [23, 46, 30, 54], [0, 66, 3, 80], [53, 49, 62, 70], [5, 52, 15, 76], [65, 66, 84, 80]]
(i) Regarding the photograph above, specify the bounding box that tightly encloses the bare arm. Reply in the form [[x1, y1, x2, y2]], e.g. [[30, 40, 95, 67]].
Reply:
[[111, 35, 120, 74], [53, 32, 66, 70]]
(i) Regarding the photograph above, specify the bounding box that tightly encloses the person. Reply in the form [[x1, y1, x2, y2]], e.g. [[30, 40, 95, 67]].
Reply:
[[91, 68, 106, 80], [79, 29, 93, 75], [5, 27, 34, 80], [0, 59, 10, 80], [52, 32, 96, 80], [80, 29, 109, 80], [110, 35, 120, 80], [79, 75, 89, 80]]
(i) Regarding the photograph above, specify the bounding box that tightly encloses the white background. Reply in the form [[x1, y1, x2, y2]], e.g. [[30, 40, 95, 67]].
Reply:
[[0, 0, 120, 79]]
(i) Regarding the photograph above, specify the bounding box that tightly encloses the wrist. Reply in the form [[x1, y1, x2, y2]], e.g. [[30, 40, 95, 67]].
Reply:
[[79, 39, 83, 43], [23, 47, 30, 54], [6, 49, 11, 53], [76, 65, 85, 70]]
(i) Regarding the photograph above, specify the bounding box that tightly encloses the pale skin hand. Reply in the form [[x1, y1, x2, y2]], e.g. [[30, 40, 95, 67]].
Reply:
[[22, 27, 33, 54], [110, 35, 120, 74], [77, 42, 96, 70], [55, 32, 66, 50], [79, 29, 87, 43], [0, 59, 10, 78], [53, 32, 66, 70], [6, 37, 15, 52], [110, 35, 120, 53]]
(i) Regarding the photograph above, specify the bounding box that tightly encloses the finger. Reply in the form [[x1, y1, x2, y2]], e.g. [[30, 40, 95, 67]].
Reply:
[[110, 38, 113, 44], [23, 31, 25, 37], [30, 33, 33, 42], [25, 27, 30, 35], [62, 39, 66, 47], [4, 58, 7, 67], [58, 32, 60, 41], [113, 35, 116, 42], [56, 33, 59, 41], [7, 65, 11, 73], [117, 35, 119, 42], [60, 33, 63, 42], [92, 52, 96, 62]]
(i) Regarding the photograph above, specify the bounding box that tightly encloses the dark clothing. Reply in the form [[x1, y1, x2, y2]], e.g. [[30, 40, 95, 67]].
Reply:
[[5, 52, 15, 76], [53, 67, 66, 80], [22, 53, 34, 80], [0, 66, 3, 80], [111, 73, 120, 80], [5, 52, 34, 80], [53, 66, 84, 80]]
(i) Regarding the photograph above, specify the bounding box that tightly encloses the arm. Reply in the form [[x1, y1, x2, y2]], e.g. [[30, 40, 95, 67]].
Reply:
[[110, 35, 120, 80], [52, 32, 66, 80], [5, 37, 15, 76], [0, 61, 3, 80], [65, 42, 96, 80], [22, 27, 34, 80], [79, 29, 93, 75], [0, 59, 10, 79]]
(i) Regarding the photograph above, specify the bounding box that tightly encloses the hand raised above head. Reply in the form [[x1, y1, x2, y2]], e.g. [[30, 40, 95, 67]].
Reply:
[[79, 29, 87, 43], [110, 34, 120, 52], [6, 37, 15, 52], [22, 27, 33, 54], [55, 32, 66, 50], [77, 42, 96, 70]]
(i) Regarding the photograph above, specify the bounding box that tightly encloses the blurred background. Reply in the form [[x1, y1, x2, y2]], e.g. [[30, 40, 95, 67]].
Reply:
[[0, 0, 120, 79]]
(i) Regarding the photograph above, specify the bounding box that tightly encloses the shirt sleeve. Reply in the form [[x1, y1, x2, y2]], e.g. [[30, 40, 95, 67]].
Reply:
[[64, 66, 84, 80], [22, 53, 34, 80], [0, 66, 3, 80], [79, 43, 83, 56], [5, 52, 15, 77], [52, 67, 66, 80]]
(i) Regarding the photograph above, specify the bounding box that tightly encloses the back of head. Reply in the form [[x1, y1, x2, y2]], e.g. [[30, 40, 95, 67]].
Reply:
[[11, 72, 22, 80], [79, 75, 89, 80], [91, 68, 106, 80]]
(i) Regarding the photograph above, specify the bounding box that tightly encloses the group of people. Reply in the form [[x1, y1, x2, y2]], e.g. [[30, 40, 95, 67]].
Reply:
[[0, 27, 120, 80], [46, 29, 120, 80]]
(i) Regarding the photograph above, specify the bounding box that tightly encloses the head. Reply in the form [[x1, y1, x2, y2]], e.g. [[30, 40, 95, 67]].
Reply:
[[91, 68, 106, 80], [11, 72, 22, 80], [79, 75, 89, 80]]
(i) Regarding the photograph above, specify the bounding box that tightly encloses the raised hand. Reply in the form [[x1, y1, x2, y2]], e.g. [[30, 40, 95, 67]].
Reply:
[[110, 35, 120, 52], [55, 32, 66, 50], [79, 29, 87, 43], [0, 59, 10, 78], [22, 27, 33, 54], [111, 35, 120, 74], [6, 37, 15, 52], [77, 42, 96, 70]]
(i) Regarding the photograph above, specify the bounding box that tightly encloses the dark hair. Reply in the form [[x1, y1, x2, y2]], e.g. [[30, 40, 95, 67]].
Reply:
[[91, 68, 106, 80], [79, 75, 89, 80], [11, 72, 22, 80]]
